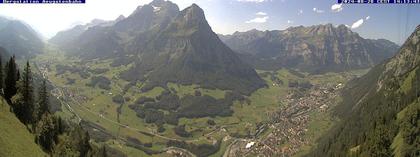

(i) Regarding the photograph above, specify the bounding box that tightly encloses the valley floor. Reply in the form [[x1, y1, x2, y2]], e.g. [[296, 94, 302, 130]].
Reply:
[[225, 82, 341, 156], [33, 47, 368, 157]]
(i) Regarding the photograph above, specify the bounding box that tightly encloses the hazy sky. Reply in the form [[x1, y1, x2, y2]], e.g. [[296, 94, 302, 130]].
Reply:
[[0, 0, 419, 44]]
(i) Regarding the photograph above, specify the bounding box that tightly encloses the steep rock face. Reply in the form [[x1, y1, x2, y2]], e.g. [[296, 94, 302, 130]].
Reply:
[[309, 25, 420, 157], [122, 4, 265, 95], [220, 24, 399, 73], [49, 1, 265, 95], [0, 17, 44, 58], [114, 0, 179, 34]]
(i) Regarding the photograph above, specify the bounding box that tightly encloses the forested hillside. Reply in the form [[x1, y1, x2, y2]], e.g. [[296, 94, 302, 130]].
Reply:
[[308, 25, 420, 157], [0, 52, 106, 157]]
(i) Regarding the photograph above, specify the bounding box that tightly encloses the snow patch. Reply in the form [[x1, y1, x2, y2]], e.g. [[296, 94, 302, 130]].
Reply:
[[245, 142, 255, 149], [152, 5, 161, 12]]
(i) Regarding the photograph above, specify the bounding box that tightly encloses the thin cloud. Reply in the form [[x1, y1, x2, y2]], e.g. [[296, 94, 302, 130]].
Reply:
[[287, 20, 294, 24], [256, 12, 267, 16], [313, 8, 325, 13], [351, 19, 364, 29], [366, 16, 370, 20], [246, 16, 269, 23], [298, 9, 303, 15], [331, 3, 343, 12]]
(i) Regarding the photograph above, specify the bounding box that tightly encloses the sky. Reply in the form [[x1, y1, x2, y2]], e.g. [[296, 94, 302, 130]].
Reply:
[[0, 0, 419, 44]]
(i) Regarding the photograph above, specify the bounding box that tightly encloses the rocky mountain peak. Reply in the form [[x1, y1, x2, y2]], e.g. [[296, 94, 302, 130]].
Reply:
[[113, 0, 179, 34], [337, 24, 348, 30], [115, 15, 125, 22], [167, 3, 209, 34], [90, 19, 106, 25], [150, 0, 167, 5], [131, 5, 154, 16], [150, 0, 173, 7], [308, 24, 336, 36], [181, 4, 206, 23], [149, 0, 179, 12], [122, 2, 266, 95], [130, 0, 178, 16]]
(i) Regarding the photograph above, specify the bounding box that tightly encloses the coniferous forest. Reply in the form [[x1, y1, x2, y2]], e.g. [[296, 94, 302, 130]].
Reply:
[[0, 54, 107, 157]]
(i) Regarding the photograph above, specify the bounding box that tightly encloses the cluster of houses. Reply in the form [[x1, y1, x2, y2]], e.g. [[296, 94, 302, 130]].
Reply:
[[236, 83, 342, 156]]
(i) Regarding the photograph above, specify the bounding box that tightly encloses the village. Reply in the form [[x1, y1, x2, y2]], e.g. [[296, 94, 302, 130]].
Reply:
[[226, 82, 343, 157]]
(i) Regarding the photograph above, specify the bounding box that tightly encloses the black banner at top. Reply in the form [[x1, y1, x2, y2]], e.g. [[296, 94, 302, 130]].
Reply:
[[0, 0, 85, 3]]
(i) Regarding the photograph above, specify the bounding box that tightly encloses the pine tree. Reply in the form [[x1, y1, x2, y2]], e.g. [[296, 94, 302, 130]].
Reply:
[[23, 61, 35, 124], [38, 79, 49, 120], [80, 130, 91, 157], [16, 69, 20, 81], [35, 113, 57, 153], [14, 61, 36, 124], [57, 117, 64, 134], [100, 145, 107, 157], [0, 54, 4, 95], [4, 56, 18, 101]]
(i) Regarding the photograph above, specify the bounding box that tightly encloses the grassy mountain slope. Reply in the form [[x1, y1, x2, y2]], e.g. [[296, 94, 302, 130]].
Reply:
[[0, 97, 46, 157]]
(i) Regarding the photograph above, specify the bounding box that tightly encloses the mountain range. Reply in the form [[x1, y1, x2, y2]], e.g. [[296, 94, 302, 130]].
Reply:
[[0, 17, 44, 58], [49, 18, 124, 47], [49, 0, 265, 95], [219, 25, 399, 73], [49, 0, 405, 93]]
